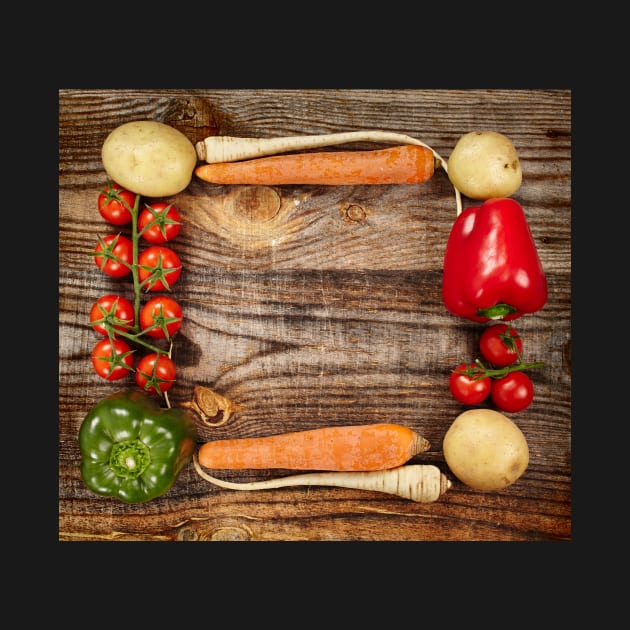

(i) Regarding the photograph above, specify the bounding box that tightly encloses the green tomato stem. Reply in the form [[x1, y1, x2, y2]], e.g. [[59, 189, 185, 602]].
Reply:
[[112, 328, 166, 355], [469, 358, 545, 381], [454, 359, 545, 381], [130, 194, 142, 331]]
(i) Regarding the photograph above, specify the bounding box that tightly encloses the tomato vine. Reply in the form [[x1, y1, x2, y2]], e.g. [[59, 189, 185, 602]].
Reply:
[[88, 183, 184, 405], [453, 358, 544, 382], [449, 323, 544, 413]]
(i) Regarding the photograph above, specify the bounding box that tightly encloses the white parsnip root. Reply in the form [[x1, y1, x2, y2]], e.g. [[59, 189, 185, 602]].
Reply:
[[193, 453, 451, 503], [196, 131, 439, 163], [196, 130, 462, 215]]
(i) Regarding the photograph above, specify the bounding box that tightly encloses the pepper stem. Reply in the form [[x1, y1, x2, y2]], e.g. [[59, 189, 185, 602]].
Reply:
[[109, 439, 151, 479], [477, 303, 519, 320]]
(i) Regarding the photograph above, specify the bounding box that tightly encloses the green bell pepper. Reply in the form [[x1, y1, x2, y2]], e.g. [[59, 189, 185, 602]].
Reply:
[[79, 389, 197, 503]]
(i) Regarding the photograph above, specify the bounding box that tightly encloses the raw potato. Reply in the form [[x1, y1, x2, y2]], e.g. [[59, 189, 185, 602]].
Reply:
[[442, 409, 529, 491], [102, 120, 197, 197], [447, 131, 522, 199]]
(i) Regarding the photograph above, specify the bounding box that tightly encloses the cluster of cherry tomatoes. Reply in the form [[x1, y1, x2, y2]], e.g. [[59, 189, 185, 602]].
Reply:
[[449, 323, 540, 413], [88, 183, 184, 395]]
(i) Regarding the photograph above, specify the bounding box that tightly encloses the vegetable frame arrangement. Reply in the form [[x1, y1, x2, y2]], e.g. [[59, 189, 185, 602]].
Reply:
[[77, 119, 548, 507]]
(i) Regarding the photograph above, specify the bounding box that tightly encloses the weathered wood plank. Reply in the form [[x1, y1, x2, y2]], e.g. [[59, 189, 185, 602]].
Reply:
[[58, 89, 571, 541]]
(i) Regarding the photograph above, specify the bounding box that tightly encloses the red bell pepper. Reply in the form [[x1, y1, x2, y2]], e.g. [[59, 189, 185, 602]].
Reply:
[[442, 198, 547, 323]]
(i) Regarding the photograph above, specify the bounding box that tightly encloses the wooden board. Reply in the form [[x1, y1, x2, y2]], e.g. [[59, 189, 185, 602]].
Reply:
[[59, 89, 571, 541]]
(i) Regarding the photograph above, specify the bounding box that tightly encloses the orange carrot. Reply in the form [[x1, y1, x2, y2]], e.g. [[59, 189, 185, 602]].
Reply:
[[197, 423, 430, 471], [194, 144, 436, 186]]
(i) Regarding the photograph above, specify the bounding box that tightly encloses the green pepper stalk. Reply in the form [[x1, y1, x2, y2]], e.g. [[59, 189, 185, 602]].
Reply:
[[79, 389, 197, 503]]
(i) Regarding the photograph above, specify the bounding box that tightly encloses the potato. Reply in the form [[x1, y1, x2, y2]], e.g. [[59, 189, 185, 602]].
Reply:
[[442, 409, 529, 491], [447, 131, 522, 200], [102, 120, 197, 197]]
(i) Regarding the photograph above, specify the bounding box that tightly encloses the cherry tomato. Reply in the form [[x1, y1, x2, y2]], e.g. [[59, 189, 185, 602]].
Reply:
[[97, 183, 136, 226], [479, 323, 523, 367], [89, 294, 135, 336], [138, 245, 182, 291], [135, 353, 176, 393], [491, 371, 534, 413], [94, 234, 133, 278], [449, 362, 491, 405], [139, 296, 183, 339], [91, 338, 134, 381], [138, 201, 182, 244]]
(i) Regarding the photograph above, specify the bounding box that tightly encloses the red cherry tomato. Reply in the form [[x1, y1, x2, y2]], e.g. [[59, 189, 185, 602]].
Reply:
[[89, 294, 135, 336], [97, 183, 136, 226], [135, 353, 176, 394], [449, 362, 492, 405], [138, 201, 182, 244], [479, 323, 523, 367], [93, 234, 133, 278], [139, 296, 183, 338], [491, 371, 534, 413], [138, 245, 182, 291], [91, 338, 134, 381]]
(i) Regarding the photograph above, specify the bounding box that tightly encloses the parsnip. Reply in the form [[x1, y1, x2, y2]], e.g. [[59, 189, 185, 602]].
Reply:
[[196, 130, 441, 163], [193, 453, 451, 503]]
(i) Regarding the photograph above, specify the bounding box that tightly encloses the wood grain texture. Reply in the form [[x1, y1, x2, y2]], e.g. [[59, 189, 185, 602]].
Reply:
[[58, 89, 571, 541]]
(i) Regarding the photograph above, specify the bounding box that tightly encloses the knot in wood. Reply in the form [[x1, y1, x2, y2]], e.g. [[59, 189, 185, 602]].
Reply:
[[344, 204, 366, 222], [207, 526, 252, 541], [233, 186, 281, 222]]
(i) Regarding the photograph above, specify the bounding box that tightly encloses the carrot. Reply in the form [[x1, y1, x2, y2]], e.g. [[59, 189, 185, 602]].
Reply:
[[193, 455, 451, 503], [195, 144, 435, 186], [197, 423, 430, 471]]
